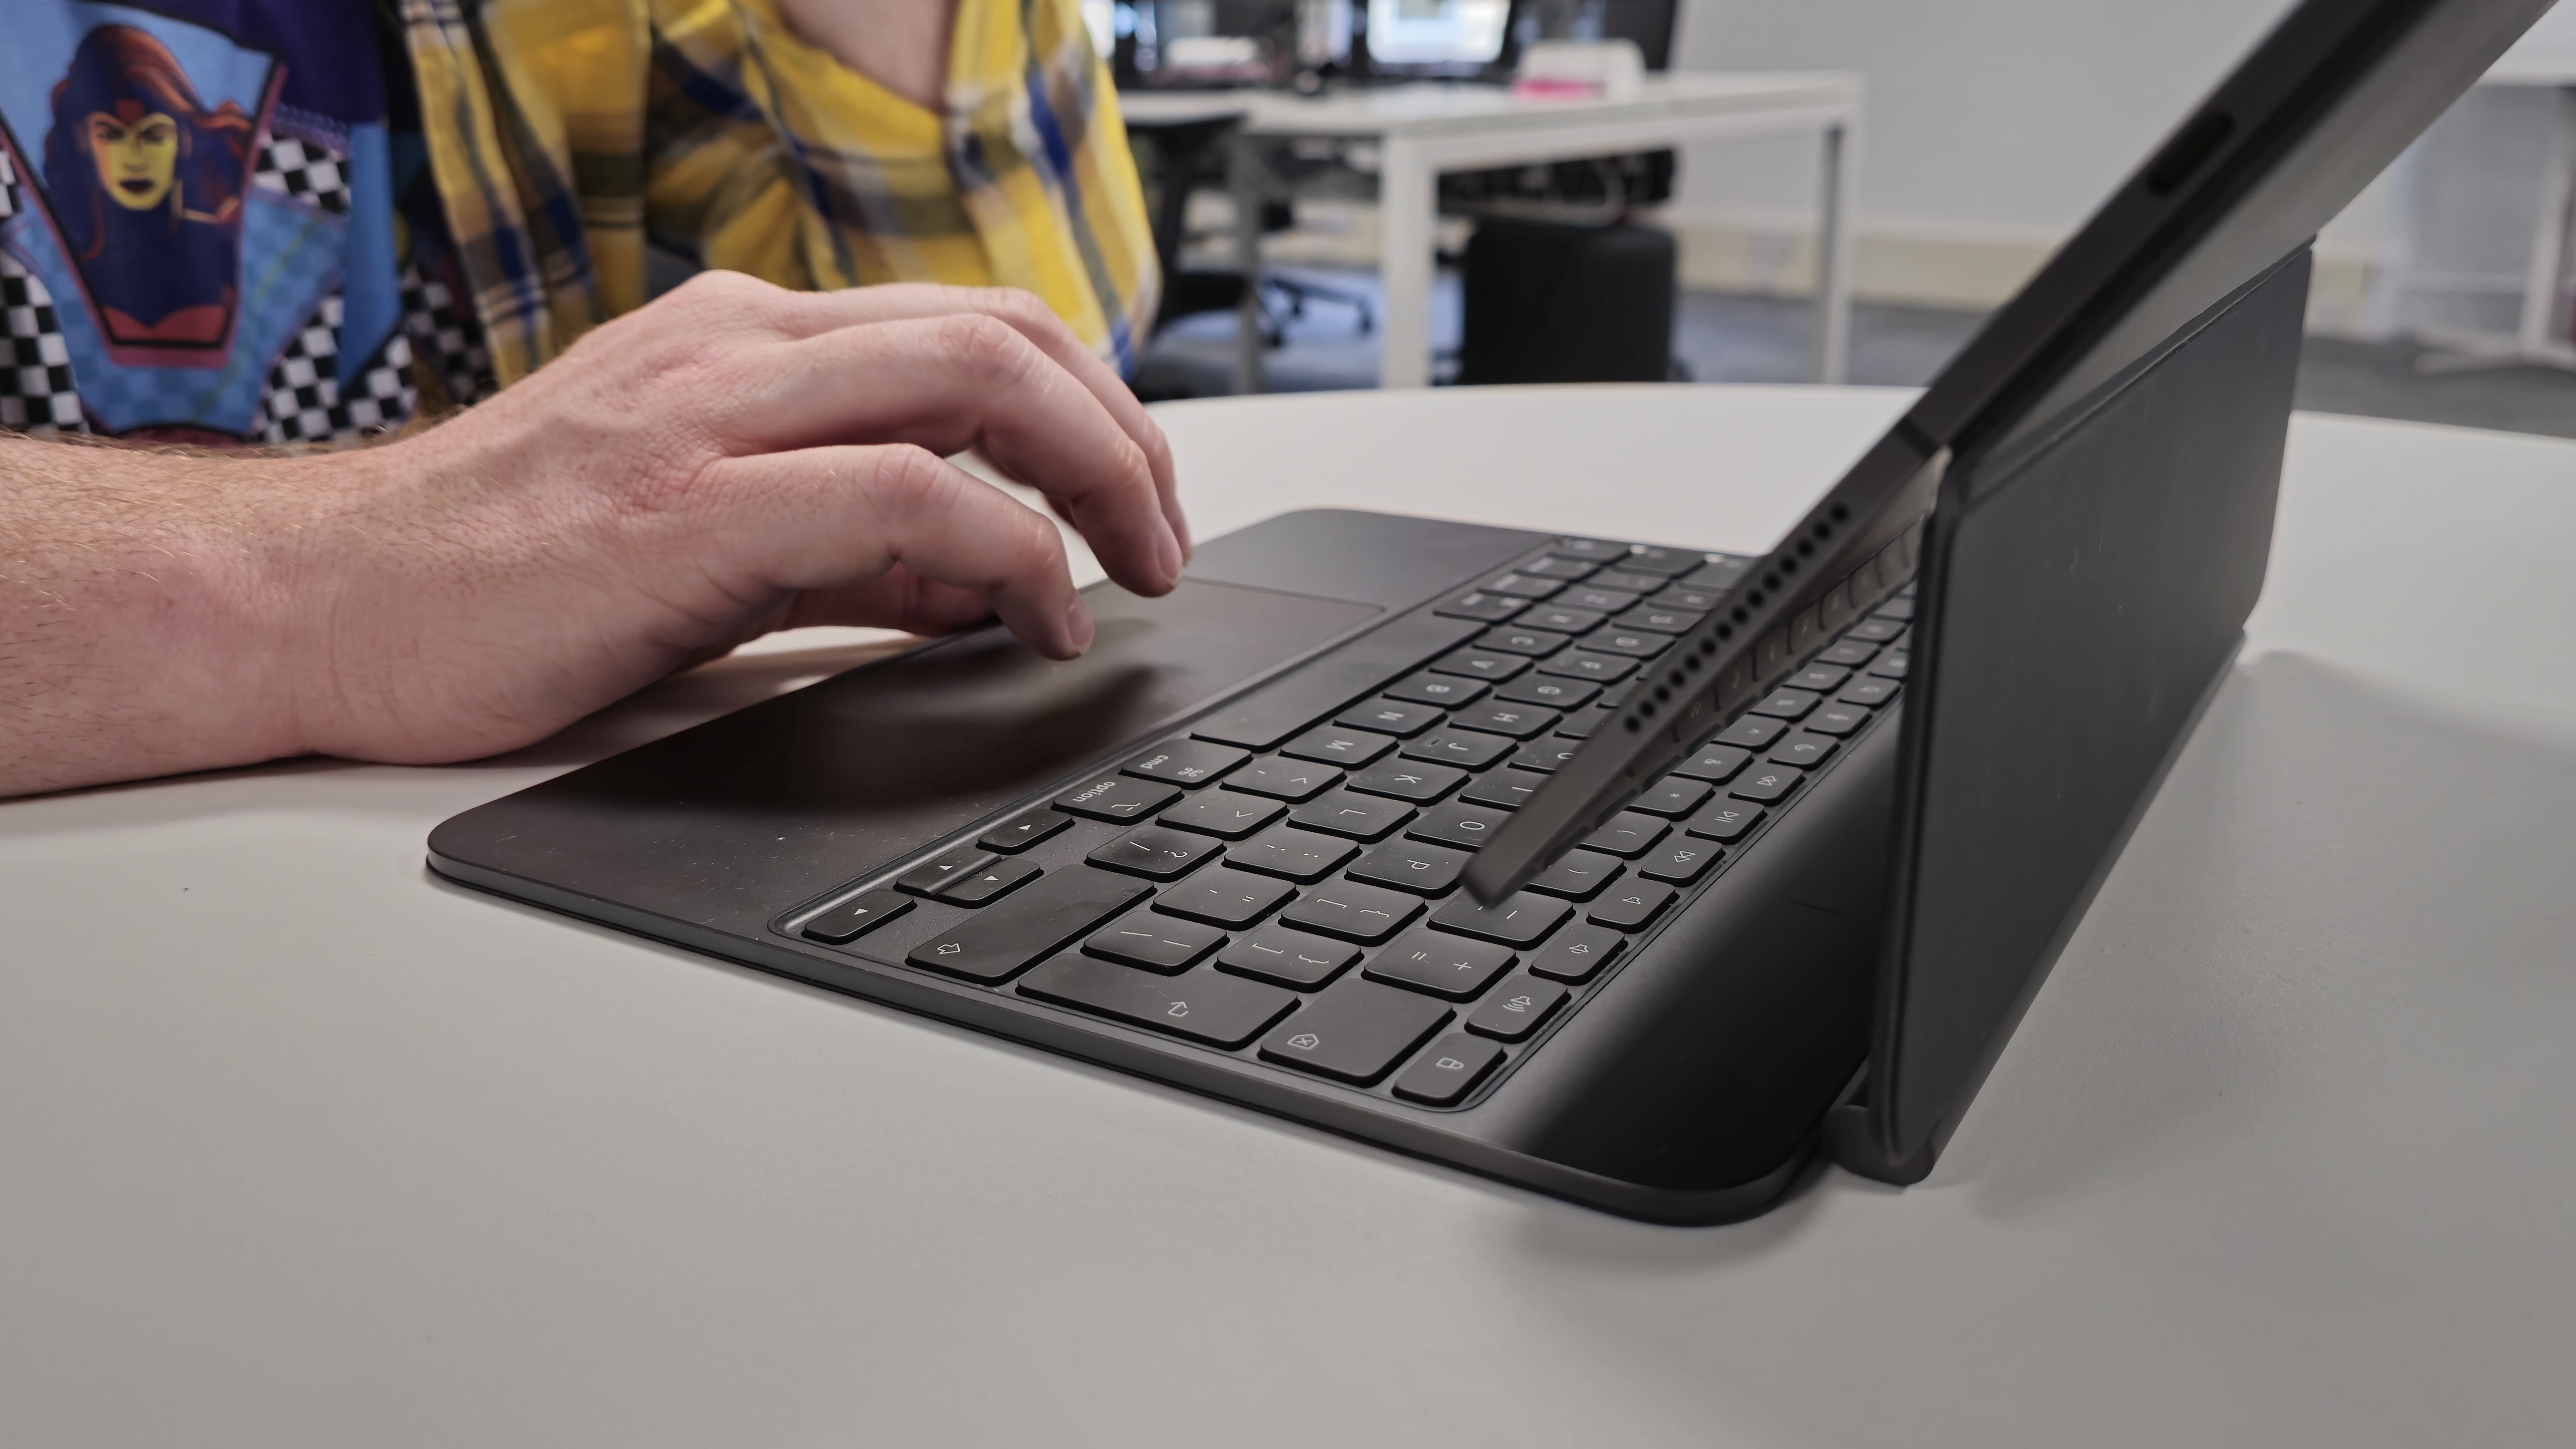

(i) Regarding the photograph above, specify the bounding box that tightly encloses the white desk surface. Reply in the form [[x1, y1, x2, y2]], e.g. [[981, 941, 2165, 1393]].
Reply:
[[1117, 71, 1860, 139], [5, 387, 2574, 1447]]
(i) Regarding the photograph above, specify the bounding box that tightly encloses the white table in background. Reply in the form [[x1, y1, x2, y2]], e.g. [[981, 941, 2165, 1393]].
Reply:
[[6, 387, 2575, 1448], [1120, 73, 1863, 392]]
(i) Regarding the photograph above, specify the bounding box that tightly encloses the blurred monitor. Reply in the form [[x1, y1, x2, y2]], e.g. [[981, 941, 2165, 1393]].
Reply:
[[1367, 0, 1512, 71]]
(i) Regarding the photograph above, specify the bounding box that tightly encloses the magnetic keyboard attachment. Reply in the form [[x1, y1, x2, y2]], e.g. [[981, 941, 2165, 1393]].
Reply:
[[776, 535, 1912, 1110]]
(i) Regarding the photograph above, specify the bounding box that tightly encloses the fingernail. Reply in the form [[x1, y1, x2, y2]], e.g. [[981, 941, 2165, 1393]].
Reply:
[[1064, 598, 1095, 654], [1156, 524, 1185, 587]]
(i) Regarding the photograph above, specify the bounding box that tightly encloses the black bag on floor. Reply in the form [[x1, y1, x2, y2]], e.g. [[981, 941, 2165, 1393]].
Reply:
[[1457, 219, 1676, 385]]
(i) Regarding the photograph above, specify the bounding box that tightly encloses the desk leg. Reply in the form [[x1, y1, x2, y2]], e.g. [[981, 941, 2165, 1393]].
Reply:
[[1377, 137, 1435, 389], [1231, 130, 1268, 396], [2513, 87, 2576, 356], [1810, 119, 1858, 385]]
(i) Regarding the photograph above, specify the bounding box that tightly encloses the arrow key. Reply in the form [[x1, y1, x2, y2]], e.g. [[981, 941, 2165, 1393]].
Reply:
[[934, 857, 1041, 906]]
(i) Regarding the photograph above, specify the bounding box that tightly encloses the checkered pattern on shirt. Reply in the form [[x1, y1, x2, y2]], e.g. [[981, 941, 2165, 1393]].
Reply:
[[399, 260, 494, 408], [257, 291, 418, 443], [250, 133, 353, 215], [0, 152, 86, 436]]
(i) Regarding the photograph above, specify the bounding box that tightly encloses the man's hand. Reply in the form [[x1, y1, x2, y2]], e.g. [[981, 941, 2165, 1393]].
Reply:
[[0, 275, 1187, 797]]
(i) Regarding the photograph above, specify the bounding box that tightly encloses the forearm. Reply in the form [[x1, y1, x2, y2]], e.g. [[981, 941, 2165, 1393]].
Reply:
[[0, 436, 321, 797]]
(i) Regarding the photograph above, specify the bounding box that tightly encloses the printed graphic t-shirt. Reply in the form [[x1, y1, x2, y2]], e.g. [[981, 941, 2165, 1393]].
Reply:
[[0, 1, 493, 443]]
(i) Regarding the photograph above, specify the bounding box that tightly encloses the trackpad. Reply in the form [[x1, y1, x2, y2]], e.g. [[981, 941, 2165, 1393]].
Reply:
[[509, 578, 1385, 918]]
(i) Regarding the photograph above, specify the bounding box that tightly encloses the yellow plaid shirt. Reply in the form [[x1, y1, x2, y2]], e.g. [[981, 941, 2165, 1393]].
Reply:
[[398, 0, 1158, 388]]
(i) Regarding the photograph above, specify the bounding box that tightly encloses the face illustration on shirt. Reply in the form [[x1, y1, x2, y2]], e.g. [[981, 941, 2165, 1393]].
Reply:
[[85, 106, 180, 212]]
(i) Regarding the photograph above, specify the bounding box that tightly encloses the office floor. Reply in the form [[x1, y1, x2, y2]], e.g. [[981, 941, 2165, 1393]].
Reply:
[[1134, 266, 2576, 440]]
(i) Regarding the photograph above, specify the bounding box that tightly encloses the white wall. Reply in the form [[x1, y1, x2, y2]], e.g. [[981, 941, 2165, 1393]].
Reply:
[[1660, 0, 2571, 332], [1673, 0, 2298, 234]]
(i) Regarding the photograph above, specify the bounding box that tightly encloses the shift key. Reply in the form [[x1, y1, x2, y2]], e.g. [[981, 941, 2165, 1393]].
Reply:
[[906, 868, 1152, 983]]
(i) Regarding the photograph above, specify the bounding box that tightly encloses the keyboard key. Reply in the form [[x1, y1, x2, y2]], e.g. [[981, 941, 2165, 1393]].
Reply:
[[1123, 739, 1249, 786], [937, 858, 1041, 905], [1344, 761, 1466, 803], [1631, 778, 1713, 817], [1158, 791, 1287, 839], [1637, 840, 1722, 885], [1259, 981, 1453, 1085], [1522, 605, 1607, 635], [1839, 678, 1899, 708], [1365, 927, 1518, 999], [1668, 744, 1752, 782], [1730, 767, 1802, 804], [1509, 739, 1581, 773], [1581, 812, 1670, 858], [1089, 823, 1229, 879], [1561, 586, 1642, 613], [1156, 868, 1296, 927], [1787, 665, 1852, 693], [1613, 605, 1704, 634], [1191, 613, 1482, 750], [1590, 883, 1677, 931], [1019, 958, 1295, 1049], [1869, 650, 1910, 679], [1551, 709, 1609, 741], [1384, 671, 1490, 709], [1771, 734, 1840, 770], [1520, 556, 1599, 580], [1434, 590, 1529, 623], [1449, 703, 1561, 739], [1085, 910, 1226, 972], [1282, 879, 1426, 943], [1336, 700, 1445, 738], [1400, 731, 1515, 769], [1580, 628, 1673, 659], [1620, 546, 1701, 576], [799, 889, 914, 945], [1549, 536, 1630, 562], [896, 848, 995, 896], [1390, 1034, 1507, 1105], [1429, 891, 1572, 947], [906, 869, 1152, 983], [1818, 640, 1880, 668], [1648, 586, 1723, 612], [1496, 675, 1599, 709], [979, 810, 1072, 853], [1479, 625, 1570, 657], [1432, 648, 1531, 683], [1537, 651, 1638, 684], [1053, 774, 1184, 823], [1287, 789, 1417, 841], [1226, 759, 1344, 801], [1347, 840, 1471, 895], [1845, 617, 1906, 643], [1749, 689, 1820, 720], [1873, 595, 1916, 620], [1227, 824, 1360, 882], [1715, 715, 1787, 749], [1408, 801, 1512, 850], [1684, 802, 1764, 842], [1480, 572, 1565, 600], [1465, 975, 1570, 1041], [1590, 568, 1669, 594], [1216, 926, 1359, 988], [1282, 724, 1396, 768], [1527, 923, 1626, 982], [1460, 769, 1545, 811], [1678, 556, 1750, 590], [1801, 703, 1871, 737], [1525, 849, 1623, 901]]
